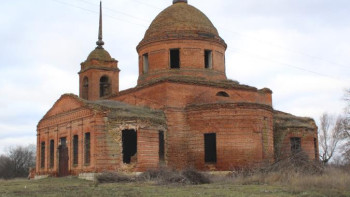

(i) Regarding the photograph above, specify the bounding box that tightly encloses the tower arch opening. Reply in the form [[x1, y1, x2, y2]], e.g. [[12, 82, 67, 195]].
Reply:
[[100, 76, 111, 97], [82, 77, 89, 99]]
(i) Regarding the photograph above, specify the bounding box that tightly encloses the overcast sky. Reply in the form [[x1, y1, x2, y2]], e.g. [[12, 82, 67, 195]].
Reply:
[[0, 0, 349, 154]]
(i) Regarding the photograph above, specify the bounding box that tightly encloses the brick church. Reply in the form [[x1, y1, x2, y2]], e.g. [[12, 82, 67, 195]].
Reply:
[[36, 0, 318, 177]]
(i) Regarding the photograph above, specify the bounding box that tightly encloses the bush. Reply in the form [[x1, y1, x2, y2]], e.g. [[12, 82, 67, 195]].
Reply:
[[138, 168, 210, 185], [182, 168, 210, 184], [264, 151, 324, 175], [96, 172, 134, 183]]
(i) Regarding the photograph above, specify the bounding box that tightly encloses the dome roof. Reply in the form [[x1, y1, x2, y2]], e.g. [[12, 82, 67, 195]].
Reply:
[[140, 2, 222, 45], [86, 47, 112, 61]]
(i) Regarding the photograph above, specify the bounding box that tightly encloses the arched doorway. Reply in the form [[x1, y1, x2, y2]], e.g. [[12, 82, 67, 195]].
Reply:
[[58, 137, 69, 177]]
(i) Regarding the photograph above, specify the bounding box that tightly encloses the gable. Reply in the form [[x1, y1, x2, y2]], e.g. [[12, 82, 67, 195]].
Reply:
[[42, 94, 86, 119]]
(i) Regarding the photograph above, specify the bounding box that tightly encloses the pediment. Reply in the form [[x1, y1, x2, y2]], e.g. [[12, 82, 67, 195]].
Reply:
[[42, 94, 86, 119]]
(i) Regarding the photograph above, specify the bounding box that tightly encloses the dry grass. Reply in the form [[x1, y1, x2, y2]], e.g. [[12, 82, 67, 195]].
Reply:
[[96, 172, 134, 183], [97, 168, 211, 185], [218, 154, 350, 196], [1, 167, 350, 196], [289, 168, 350, 191]]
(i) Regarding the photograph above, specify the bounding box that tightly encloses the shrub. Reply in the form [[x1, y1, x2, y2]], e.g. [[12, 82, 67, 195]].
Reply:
[[182, 168, 210, 184], [96, 172, 134, 183], [138, 168, 210, 185]]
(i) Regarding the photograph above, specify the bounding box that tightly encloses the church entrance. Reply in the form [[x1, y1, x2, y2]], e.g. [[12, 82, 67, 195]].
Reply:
[[58, 137, 69, 177], [122, 130, 137, 164]]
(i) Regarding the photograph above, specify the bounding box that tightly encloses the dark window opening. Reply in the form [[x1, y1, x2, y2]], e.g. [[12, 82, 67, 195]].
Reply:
[[122, 129, 137, 164], [84, 133, 91, 164], [49, 140, 54, 168], [170, 49, 180, 69], [159, 131, 165, 162], [314, 138, 318, 160], [73, 135, 79, 165], [82, 77, 89, 99], [100, 76, 111, 97], [216, 91, 229, 97], [205, 50, 212, 69], [41, 142, 45, 168], [290, 137, 301, 154], [204, 133, 217, 163], [143, 53, 149, 74]]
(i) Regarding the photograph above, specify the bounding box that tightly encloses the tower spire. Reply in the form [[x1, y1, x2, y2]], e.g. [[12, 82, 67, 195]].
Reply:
[[96, 1, 104, 49]]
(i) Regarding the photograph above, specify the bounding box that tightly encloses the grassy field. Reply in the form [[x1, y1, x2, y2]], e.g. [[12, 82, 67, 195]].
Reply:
[[0, 176, 349, 197]]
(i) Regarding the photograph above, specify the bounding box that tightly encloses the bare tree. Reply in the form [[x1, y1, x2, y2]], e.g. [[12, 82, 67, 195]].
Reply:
[[0, 145, 36, 179], [318, 113, 345, 164], [0, 155, 13, 179], [345, 89, 350, 134], [340, 89, 350, 163]]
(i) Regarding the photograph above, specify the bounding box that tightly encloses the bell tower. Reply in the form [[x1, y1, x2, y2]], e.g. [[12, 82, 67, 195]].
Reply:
[[79, 1, 119, 101]]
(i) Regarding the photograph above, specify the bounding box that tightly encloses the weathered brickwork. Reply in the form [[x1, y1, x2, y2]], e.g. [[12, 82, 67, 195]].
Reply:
[[274, 111, 319, 160], [186, 103, 274, 170], [36, 1, 318, 177], [137, 40, 227, 85]]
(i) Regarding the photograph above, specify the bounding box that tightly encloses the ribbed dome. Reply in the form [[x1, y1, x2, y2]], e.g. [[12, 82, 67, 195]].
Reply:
[[86, 48, 112, 61], [142, 2, 220, 43]]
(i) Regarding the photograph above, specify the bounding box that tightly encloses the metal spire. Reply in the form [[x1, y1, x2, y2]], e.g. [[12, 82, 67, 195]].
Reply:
[[96, 1, 104, 49]]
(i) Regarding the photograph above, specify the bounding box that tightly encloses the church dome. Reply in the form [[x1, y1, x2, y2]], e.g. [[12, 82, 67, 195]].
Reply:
[[86, 48, 112, 61], [138, 1, 225, 47], [136, 1, 227, 85]]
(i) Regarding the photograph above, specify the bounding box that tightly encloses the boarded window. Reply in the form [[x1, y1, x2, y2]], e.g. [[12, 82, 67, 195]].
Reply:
[[73, 135, 79, 165], [49, 140, 54, 168], [216, 91, 229, 97], [84, 133, 90, 164], [204, 133, 217, 163], [143, 53, 149, 74], [122, 130, 137, 164], [205, 50, 212, 69], [159, 131, 165, 162], [170, 49, 180, 69], [41, 142, 45, 168], [82, 77, 89, 99], [100, 76, 111, 97], [290, 137, 301, 154]]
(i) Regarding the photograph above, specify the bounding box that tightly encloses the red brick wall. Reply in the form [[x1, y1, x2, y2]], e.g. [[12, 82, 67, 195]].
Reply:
[[186, 104, 274, 170], [112, 81, 273, 170], [37, 95, 105, 175], [114, 82, 272, 109], [276, 128, 318, 160], [37, 112, 101, 175], [136, 128, 160, 171], [79, 68, 119, 101], [137, 39, 227, 85]]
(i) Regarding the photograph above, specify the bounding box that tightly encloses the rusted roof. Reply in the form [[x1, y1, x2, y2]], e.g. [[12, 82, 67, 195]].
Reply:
[[39, 94, 166, 126], [86, 99, 166, 125], [86, 47, 112, 61], [274, 110, 316, 129], [138, 2, 225, 47]]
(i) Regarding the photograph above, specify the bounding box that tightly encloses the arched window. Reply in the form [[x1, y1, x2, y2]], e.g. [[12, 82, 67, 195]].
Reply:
[[100, 76, 111, 97], [143, 53, 149, 74], [216, 91, 229, 97], [84, 132, 90, 164], [170, 49, 180, 69], [82, 77, 89, 99], [204, 50, 212, 69]]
